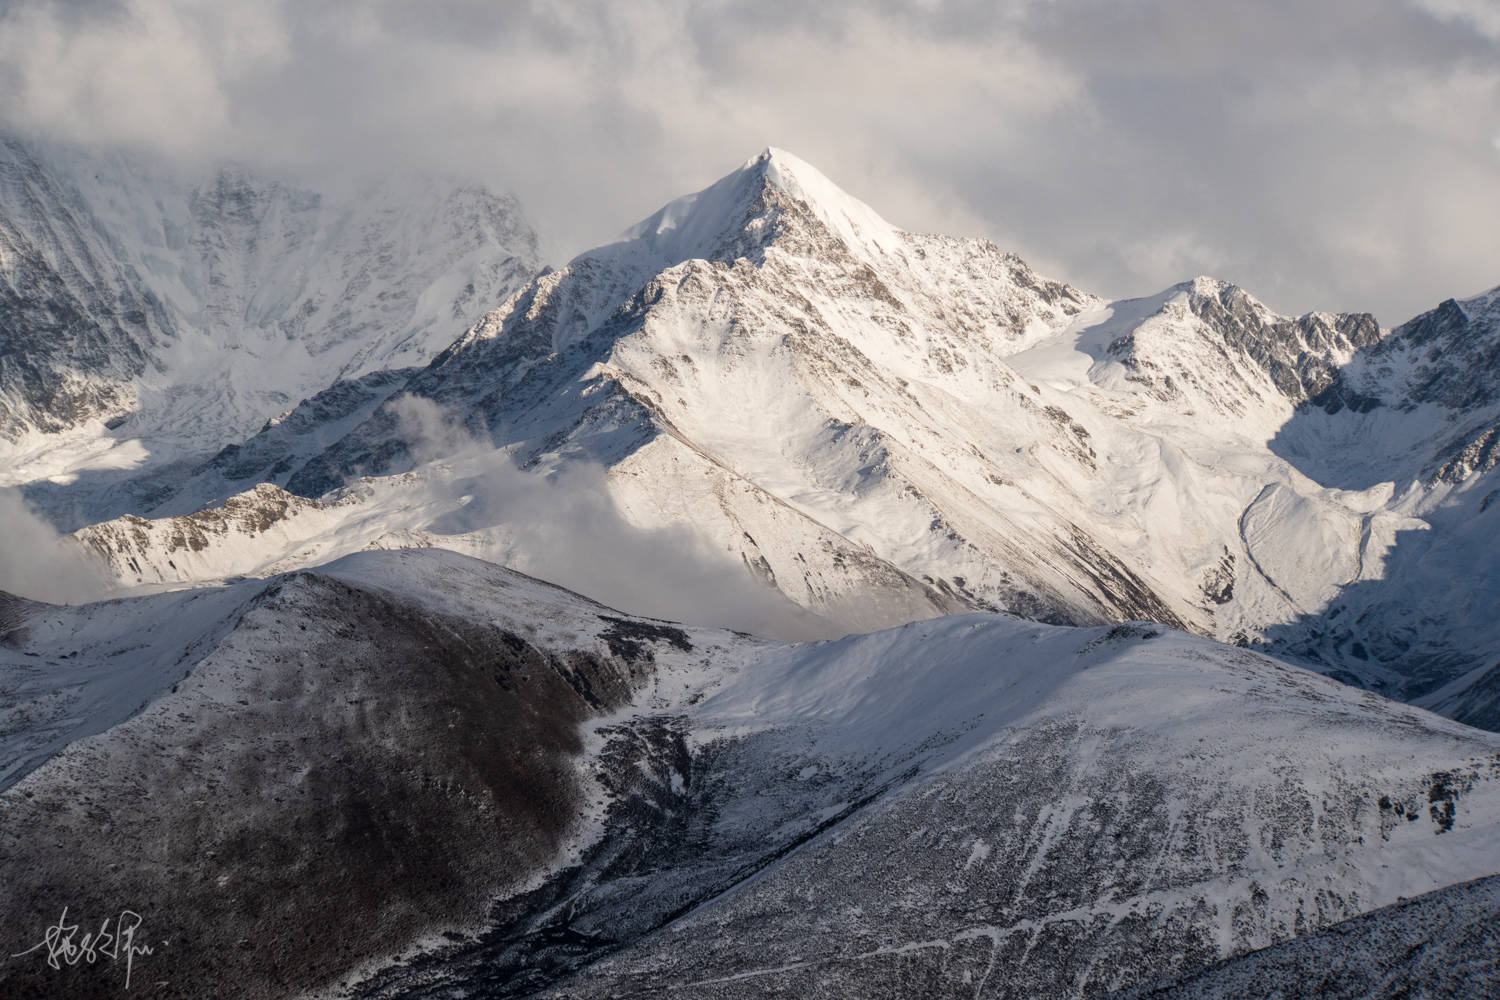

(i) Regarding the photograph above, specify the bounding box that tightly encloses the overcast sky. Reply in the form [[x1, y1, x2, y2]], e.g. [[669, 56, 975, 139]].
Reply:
[[2, 0, 1498, 324]]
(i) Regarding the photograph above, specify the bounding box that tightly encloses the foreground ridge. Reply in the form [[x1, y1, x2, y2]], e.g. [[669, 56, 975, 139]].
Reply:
[[2, 548, 1498, 998]]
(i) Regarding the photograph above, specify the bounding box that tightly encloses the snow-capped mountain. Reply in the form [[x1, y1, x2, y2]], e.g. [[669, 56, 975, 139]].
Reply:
[[78, 150, 1138, 634], [63, 148, 1500, 730], [0, 134, 540, 503], [3, 549, 1497, 999], [6, 143, 1500, 998]]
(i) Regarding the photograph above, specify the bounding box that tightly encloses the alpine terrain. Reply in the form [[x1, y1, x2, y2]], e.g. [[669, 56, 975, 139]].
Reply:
[[3, 550, 1498, 998], [0, 133, 541, 524], [61, 148, 1500, 729], [2, 147, 1499, 999]]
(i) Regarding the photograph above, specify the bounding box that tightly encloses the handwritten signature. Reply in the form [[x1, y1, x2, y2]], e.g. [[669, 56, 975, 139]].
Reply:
[[11, 906, 156, 990]]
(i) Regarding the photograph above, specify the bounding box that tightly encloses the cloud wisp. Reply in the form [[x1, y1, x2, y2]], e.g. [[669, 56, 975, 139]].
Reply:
[[0, 489, 112, 604], [389, 395, 833, 642]]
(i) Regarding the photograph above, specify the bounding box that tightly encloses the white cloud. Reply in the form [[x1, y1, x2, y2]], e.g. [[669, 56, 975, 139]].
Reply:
[[389, 395, 832, 640], [0, 490, 110, 604]]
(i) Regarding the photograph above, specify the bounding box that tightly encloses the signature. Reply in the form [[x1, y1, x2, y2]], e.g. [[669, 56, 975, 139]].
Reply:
[[11, 906, 156, 990]]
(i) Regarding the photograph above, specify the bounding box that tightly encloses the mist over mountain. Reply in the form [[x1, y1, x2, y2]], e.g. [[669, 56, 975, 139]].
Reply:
[[0, 134, 540, 513]]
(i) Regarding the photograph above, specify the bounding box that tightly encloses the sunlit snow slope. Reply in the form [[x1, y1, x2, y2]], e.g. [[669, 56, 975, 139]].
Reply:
[[64, 149, 1500, 728]]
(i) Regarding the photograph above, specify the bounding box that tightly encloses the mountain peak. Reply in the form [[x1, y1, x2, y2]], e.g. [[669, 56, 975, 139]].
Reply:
[[609, 147, 902, 270], [746, 146, 836, 199], [1172, 275, 1244, 301]]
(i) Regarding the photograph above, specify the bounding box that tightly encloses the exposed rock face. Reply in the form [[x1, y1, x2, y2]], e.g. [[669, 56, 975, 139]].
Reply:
[[1387, 290, 1500, 411], [76, 483, 346, 585], [0, 138, 165, 436], [1102, 278, 1382, 412]]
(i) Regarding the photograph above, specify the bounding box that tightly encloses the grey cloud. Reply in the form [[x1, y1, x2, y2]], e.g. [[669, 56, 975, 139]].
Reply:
[[0, 0, 1497, 324], [1415, 0, 1500, 41]]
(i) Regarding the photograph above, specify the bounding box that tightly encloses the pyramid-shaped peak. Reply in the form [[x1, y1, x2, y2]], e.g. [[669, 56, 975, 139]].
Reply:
[[745, 146, 835, 194], [610, 148, 903, 269], [751, 147, 903, 254]]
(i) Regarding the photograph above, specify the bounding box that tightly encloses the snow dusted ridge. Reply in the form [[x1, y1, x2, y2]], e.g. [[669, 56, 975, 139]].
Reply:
[[53, 147, 1500, 729], [1, 549, 1498, 998], [0, 134, 541, 492], [1130, 873, 1500, 998]]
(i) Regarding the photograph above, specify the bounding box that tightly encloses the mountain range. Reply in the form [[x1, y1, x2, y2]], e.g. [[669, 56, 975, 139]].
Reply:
[[37, 145, 1500, 728], [0, 135, 539, 521], [3, 138, 1499, 998]]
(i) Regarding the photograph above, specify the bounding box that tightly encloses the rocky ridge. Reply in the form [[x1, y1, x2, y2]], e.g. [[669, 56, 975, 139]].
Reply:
[[2, 549, 1498, 998]]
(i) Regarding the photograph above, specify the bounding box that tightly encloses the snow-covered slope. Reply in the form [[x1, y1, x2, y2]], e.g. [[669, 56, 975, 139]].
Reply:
[[1243, 285, 1500, 724], [465, 616, 1500, 1000], [0, 134, 540, 500], [56, 148, 1500, 730], [1130, 874, 1500, 999], [10, 144, 1488, 731], [1003, 278, 1500, 721], [3, 548, 1498, 998]]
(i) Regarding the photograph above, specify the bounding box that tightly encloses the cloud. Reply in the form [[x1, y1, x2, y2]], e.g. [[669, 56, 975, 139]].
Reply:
[[388, 395, 833, 641], [0, 489, 111, 604], [0, 0, 282, 159], [1, 1, 1498, 323], [1414, 0, 1500, 41]]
